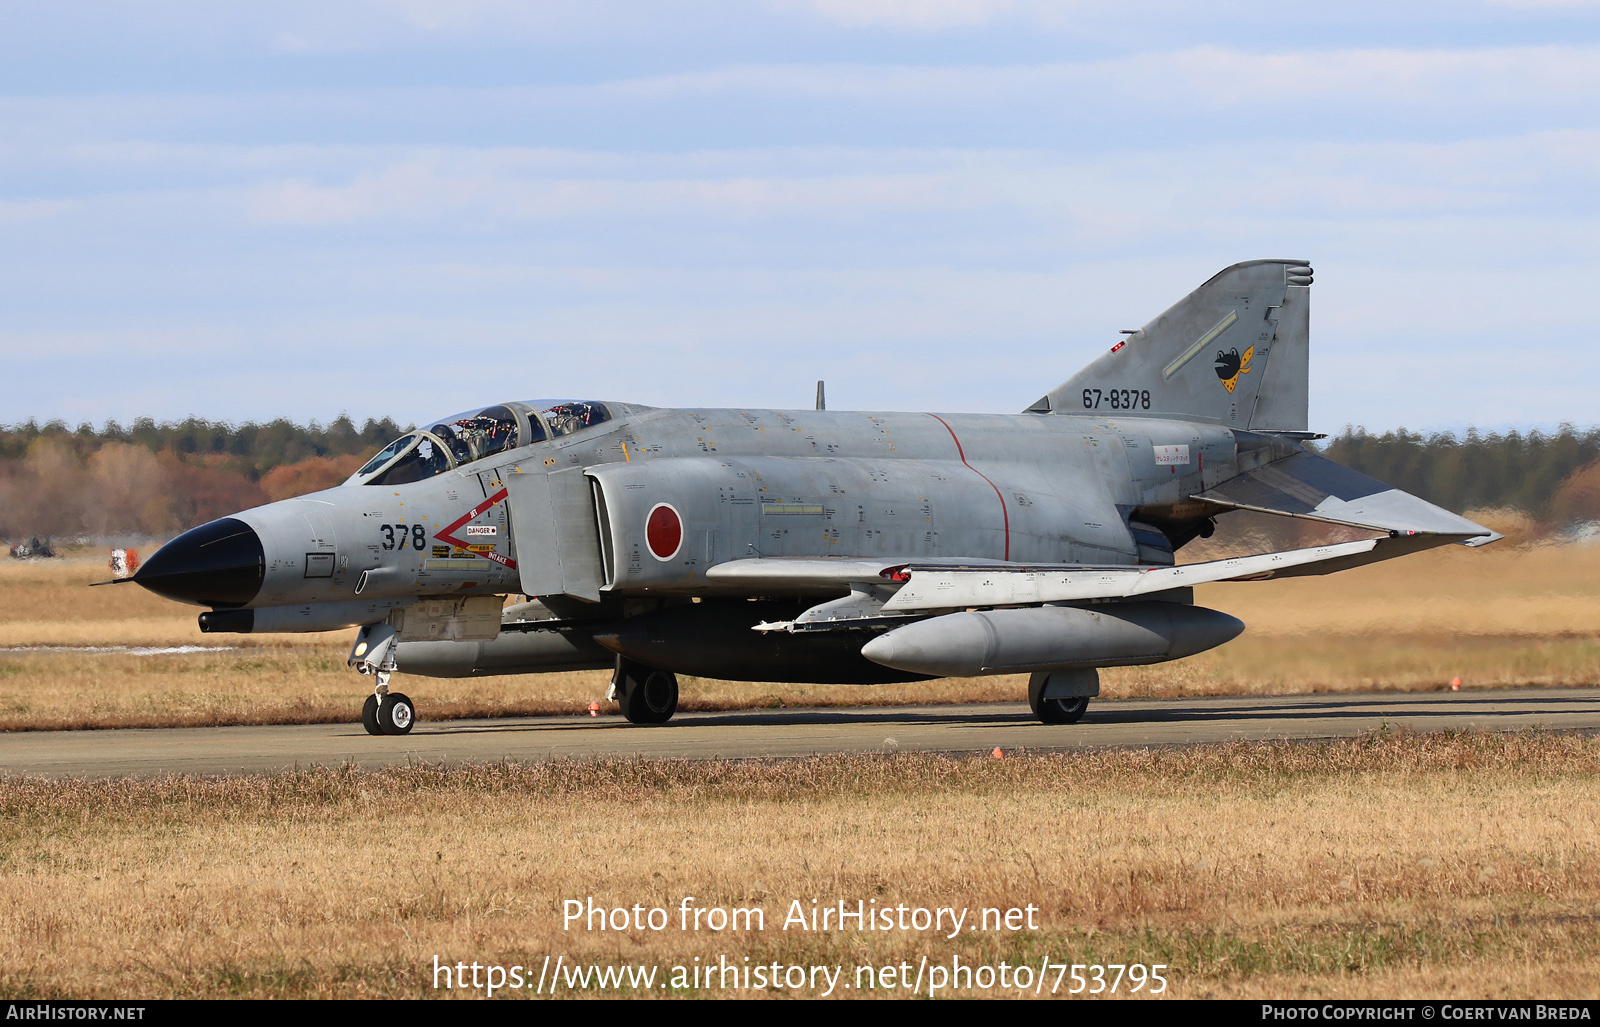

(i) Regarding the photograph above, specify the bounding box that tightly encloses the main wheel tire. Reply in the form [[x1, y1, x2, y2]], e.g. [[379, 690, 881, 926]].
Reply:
[[378, 692, 416, 735], [1028, 671, 1092, 725], [620, 668, 678, 725], [361, 695, 383, 736], [1034, 695, 1090, 725]]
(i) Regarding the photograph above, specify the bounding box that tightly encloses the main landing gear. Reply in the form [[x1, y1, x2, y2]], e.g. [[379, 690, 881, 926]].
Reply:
[[610, 657, 679, 725], [1028, 668, 1097, 725]]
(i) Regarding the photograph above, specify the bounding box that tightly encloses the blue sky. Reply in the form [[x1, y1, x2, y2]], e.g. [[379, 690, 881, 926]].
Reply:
[[4, 1, 1599, 433]]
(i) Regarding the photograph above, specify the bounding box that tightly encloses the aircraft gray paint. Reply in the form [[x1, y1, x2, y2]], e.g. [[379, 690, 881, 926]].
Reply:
[[120, 260, 1497, 734]]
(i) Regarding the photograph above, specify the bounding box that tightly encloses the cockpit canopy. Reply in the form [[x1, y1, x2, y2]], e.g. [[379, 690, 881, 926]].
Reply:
[[349, 400, 615, 487]]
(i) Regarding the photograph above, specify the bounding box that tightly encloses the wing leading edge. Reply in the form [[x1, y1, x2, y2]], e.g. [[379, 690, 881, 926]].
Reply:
[[707, 528, 1476, 625], [878, 532, 1469, 612]]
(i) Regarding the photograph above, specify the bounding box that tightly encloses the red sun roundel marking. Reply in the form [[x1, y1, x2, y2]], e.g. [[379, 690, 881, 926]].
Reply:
[[646, 503, 683, 561]]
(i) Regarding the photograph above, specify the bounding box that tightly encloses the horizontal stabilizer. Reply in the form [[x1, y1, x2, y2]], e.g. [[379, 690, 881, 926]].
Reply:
[[1193, 452, 1501, 545]]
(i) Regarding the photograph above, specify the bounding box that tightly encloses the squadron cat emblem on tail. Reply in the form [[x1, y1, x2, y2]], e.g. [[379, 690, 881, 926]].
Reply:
[[1215, 345, 1253, 393]]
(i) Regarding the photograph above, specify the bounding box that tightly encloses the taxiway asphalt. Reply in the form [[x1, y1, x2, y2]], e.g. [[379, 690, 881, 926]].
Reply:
[[3, 687, 1598, 779]]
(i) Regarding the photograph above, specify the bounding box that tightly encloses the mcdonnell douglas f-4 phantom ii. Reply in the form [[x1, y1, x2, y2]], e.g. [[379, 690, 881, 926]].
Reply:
[[119, 259, 1498, 734]]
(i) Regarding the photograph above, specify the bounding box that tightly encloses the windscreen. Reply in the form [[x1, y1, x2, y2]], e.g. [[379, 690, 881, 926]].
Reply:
[[366, 435, 451, 486], [355, 436, 412, 477]]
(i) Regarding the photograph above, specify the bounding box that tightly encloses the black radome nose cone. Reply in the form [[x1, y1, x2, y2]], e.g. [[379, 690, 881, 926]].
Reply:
[[134, 517, 264, 608]]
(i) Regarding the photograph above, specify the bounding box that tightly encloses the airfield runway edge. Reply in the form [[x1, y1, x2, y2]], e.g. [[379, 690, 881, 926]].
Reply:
[[2, 687, 1599, 779]]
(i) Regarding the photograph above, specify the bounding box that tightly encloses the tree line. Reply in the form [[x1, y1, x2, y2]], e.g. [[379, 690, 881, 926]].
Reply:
[[0, 415, 407, 479], [1319, 425, 1600, 525], [4, 417, 1600, 540], [0, 416, 408, 539]]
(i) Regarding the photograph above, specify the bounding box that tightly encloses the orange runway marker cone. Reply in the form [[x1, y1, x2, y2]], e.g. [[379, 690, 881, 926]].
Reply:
[[588, 701, 601, 716], [1450, 677, 1462, 692], [991, 747, 1003, 759]]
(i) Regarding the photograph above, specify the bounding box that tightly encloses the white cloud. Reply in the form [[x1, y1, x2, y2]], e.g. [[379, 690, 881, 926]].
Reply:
[[207, 127, 1600, 240], [771, 0, 1305, 30], [263, 0, 611, 50], [606, 43, 1600, 117], [779, 0, 1600, 30], [0, 199, 74, 223], [6, 43, 1600, 159], [240, 148, 1029, 227], [775, 0, 1027, 29], [1485, 0, 1600, 7]]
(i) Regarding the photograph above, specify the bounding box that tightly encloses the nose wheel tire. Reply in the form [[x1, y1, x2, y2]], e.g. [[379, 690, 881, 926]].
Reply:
[[377, 692, 416, 735], [361, 695, 383, 736], [619, 667, 678, 725]]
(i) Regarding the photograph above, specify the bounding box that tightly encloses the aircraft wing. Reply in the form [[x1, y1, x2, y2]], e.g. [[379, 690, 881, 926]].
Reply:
[[707, 529, 1476, 625], [1192, 451, 1501, 545], [703, 559, 925, 592], [876, 533, 1471, 612]]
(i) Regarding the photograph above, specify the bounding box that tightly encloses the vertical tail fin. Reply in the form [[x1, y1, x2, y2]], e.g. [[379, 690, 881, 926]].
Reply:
[[1029, 259, 1312, 431]]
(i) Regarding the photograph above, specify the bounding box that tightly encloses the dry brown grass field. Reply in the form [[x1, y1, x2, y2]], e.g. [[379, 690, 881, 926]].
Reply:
[[1, 731, 1597, 999], [3, 516, 1600, 730]]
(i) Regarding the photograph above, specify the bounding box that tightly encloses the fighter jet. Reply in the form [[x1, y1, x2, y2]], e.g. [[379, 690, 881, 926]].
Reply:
[[117, 260, 1497, 734]]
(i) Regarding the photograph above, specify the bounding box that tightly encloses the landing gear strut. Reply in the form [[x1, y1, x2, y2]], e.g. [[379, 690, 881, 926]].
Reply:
[[612, 657, 679, 725], [351, 621, 414, 735]]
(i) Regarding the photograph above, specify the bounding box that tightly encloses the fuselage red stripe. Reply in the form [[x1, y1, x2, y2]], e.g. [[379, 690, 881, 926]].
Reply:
[[434, 486, 517, 569], [927, 413, 1010, 561]]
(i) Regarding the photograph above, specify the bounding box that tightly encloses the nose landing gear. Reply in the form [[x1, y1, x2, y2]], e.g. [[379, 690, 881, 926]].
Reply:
[[611, 657, 679, 725], [351, 621, 415, 735], [358, 666, 416, 735]]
